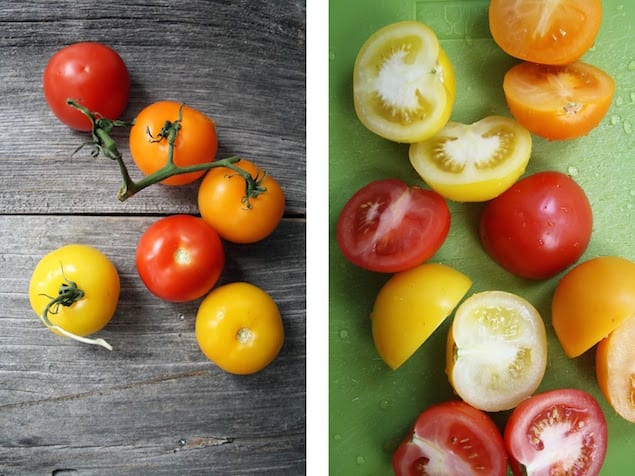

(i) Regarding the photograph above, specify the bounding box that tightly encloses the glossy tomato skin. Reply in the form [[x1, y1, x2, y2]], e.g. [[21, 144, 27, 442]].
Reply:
[[129, 101, 218, 186], [393, 400, 507, 476], [195, 282, 284, 375], [197, 159, 285, 243], [29, 244, 120, 337], [43, 42, 130, 131], [136, 215, 224, 302], [505, 389, 607, 476], [336, 179, 450, 273], [479, 171, 592, 280]]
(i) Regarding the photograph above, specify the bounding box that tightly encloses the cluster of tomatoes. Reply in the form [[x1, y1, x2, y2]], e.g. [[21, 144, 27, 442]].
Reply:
[[28, 41, 287, 375], [337, 1, 635, 475]]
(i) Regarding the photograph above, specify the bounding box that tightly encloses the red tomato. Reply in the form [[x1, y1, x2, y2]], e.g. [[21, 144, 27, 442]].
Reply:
[[479, 171, 592, 280], [136, 215, 224, 302], [505, 389, 608, 476], [336, 179, 450, 273], [393, 400, 508, 476], [43, 42, 130, 131]]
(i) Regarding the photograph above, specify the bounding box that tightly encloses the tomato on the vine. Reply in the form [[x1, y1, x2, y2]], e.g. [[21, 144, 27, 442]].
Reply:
[[409, 116, 532, 202], [446, 291, 547, 412], [504, 389, 608, 476], [393, 400, 508, 476], [372, 263, 471, 370], [489, 0, 602, 65], [353, 21, 456, 143], [129, 101, 218, 186], [503, 61, 615, 141], [43, 42, 130, 131], [136, 215, 224, 303], [552, 256, 635, 358], [479, 171, 593, 280], [336, 179, 451, 273], [195, 282, 284, 375], [197, 159, 285, 243], [28, 244, 120, 350]]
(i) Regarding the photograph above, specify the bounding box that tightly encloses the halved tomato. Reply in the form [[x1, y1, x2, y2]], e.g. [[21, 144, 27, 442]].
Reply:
[[409, 116, 532, 202], [393, 400, 508, 476], [489, 0, 602, 65], [371, 263, 472, 370], [596, 313, 635, 423], [504, 389, 608, 476], [551, 256, 635, 358], [503, 61, 615, 141], [336, 179, 451, 273], [446, 291, 547, 412], [353, 21, 456, 143]]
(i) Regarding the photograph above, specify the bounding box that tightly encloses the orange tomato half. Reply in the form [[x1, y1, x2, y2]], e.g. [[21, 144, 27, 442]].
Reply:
[[596, 313, 635, 423], [489, 0, 602, 65], [503, 61, 614, 141], [129, 101, 218, 185], [197, 159, 285, 243], [551, 257, 635, 358]]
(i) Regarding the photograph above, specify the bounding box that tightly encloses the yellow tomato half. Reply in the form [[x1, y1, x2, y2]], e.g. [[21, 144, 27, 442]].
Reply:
[[195, 282, 284, 375], [353, 21, 456, 143], [28, 244, 120, 350], [447, 291, 547, 412], [409, 116, 532, 202], [552, 256, 635, 358], [371, 263, 472, 370]]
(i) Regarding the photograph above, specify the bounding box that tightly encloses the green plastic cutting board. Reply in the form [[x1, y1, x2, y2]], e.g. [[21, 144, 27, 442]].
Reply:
[[329, 1, 635, 474]]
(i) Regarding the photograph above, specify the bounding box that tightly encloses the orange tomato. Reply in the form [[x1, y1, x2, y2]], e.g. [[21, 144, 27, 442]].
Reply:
[[489, 0, 602, 65], [503, 61, 614, 141], [197, 159, 285, 243], [129, 101, 218, 185], [551, 257, 635, 358], [596, 313, 635, 423]]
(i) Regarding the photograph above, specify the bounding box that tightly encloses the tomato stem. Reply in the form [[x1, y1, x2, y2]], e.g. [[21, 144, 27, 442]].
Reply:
[[38, 266, 112, 351], [66, 99, 269, 204]]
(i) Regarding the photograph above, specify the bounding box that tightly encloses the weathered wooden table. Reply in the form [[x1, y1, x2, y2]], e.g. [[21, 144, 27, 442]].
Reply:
[[0, 1, 306, 474]]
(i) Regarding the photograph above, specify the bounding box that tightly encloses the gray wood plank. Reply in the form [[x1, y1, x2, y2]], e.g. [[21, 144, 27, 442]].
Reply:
[[0, 215, 305, 474]]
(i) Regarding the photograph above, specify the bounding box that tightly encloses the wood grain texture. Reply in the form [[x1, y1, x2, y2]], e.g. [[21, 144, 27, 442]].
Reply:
[[0, 1, 306, 474]]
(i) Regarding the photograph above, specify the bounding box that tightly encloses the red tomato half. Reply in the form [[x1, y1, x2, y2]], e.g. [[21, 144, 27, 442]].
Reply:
[[505, 389, 607, 476], [336, 179, 450, 273], [136, 215, 224, 302], [479, 171, 592, 280], [43, 42, 130, 131], [393, 400, 508, 476]]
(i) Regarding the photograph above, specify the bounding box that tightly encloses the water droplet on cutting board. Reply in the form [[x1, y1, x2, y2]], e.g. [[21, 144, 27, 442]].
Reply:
[[624, 120, 633, 135], [379, 399, 390, 410], [339, 329, 349, 339], [356, 456, 366, 465], [177, 313, 185, 321], [611, 115, 621, 125], [567, 166, 579, 177], [334, 433, 342, 441]]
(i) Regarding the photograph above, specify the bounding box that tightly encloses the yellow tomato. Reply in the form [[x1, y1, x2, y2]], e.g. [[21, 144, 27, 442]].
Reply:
[[371, 263, 472, 370], [195, 282, 284, 375], [552, 256, 635, 358], [409, 116, 532, 202], [28, 244, 120, 350], [596, 313, 635, 423], [446, 291, 547, 412], [353, 21, 456, 143]]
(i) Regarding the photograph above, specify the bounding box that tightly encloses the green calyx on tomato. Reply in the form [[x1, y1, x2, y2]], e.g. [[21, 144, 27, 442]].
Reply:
[[66, 100, 268, 203]]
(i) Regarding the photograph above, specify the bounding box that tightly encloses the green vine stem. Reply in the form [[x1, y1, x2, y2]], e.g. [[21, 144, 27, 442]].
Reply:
[[66, 99, 269, 203], [38, 270, 112, 351]]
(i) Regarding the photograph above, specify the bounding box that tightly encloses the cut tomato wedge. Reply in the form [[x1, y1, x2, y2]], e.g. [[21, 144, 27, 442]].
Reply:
[[394, 400, 508, 476], [336, 179, 451, 273], [503, 61, 615, 141], [489, 0, 602, 65], [409, 116, 532, 202], [353, 21, 456, 143], [504, 389, 608, 476], [446, 291, 547, 412], [596, 313, 635, 423]]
